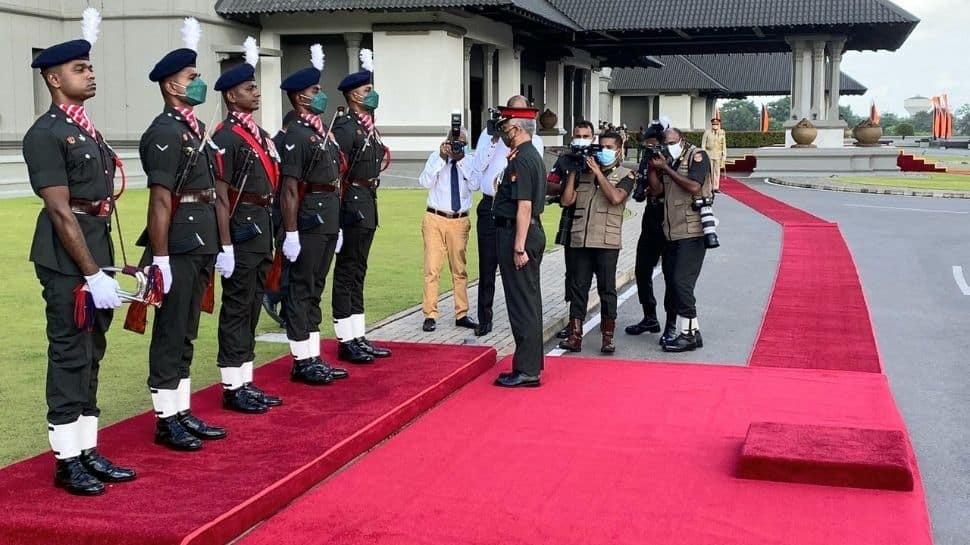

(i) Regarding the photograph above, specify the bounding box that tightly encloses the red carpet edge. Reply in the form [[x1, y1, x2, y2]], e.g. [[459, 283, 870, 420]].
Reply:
[[181, 345, 497, 545]]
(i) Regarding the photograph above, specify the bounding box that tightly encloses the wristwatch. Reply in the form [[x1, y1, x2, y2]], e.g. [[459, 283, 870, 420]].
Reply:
[[514, 249, 526, 255]]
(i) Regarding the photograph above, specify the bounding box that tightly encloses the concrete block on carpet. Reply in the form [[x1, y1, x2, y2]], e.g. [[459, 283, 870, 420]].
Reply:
[[736, 422, 914, 491]]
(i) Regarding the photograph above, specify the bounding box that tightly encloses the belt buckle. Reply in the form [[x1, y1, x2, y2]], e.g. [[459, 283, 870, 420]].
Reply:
[[98, 198, 111, 217]]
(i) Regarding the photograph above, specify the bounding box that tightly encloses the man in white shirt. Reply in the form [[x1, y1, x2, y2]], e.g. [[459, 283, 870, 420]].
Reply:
[[470, 95, 544, 336], [418, 128, 480, 332]]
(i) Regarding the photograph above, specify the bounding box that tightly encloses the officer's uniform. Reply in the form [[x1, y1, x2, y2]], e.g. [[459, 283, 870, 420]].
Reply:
[[701, 127, 726, 191], [659, 144, 712, 350], [493, 136, 546, 378], [27, 15, 136, 495], [330, 72, 391, 362], [562, 164, 634, 353]]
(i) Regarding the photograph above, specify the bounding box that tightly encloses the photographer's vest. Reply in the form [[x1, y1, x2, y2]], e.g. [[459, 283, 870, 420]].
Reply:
[[570, 166, 631, 249], [662, 143, 713, 242]]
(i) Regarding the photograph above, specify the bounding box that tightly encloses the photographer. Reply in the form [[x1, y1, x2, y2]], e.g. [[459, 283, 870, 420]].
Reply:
[[646, 127, 717, 352], [547, 120, 596, 340], [417, 125, 480, 333], [626, 122, 668, 337], [556, 131, 634, 354]]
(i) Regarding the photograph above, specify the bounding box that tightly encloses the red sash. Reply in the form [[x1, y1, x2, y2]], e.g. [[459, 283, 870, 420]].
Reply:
[[216, 122, 280, 191]]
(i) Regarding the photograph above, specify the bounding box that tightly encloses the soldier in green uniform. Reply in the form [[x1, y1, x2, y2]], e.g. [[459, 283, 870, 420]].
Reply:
[[211, 38, 284, 413], [331, 49, 392, 364], [277, 44, 350, 385], [139, 18, 227, 450], [491, 106, 547, 388], [24, 8, 137, 495]]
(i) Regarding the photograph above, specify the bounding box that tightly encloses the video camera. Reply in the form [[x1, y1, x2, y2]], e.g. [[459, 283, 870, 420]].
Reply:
[[691, 195, 720, 249], [486, 107, 501, 136], [450, 112, 465, 155], [564, 142, 603, 172]]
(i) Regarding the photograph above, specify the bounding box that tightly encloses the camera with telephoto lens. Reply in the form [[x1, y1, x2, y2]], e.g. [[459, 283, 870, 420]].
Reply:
[[566, 142, 602, 172], [691, 195, 720, 249], [450, 112, 465, 154], [486, 107, 501, 136]]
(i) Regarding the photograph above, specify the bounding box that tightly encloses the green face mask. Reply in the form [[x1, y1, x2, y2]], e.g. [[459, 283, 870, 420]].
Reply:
[[362, 89, 380, 111], [176, 78, 207, 106], [304, 91, 328, 115]]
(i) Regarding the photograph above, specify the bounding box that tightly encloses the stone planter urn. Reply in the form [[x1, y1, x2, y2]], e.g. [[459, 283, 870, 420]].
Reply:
[[539, 109, 558, 131], [853, 119, 883, 147], [790, 118, 817, 148]]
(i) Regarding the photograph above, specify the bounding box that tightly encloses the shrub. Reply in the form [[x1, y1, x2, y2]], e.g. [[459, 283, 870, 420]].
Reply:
[[894, 123, 914, 138]]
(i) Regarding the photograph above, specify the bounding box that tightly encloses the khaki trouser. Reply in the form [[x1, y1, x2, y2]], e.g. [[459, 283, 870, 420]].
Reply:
[[710, 158, 723, 190], [422, 211, 471, 320]]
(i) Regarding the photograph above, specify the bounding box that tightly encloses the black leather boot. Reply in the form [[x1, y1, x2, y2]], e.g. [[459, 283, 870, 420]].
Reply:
[[555, 325, 570, 339], [337, 341, 375, 364], [54, 457, 105, 495], [154, 416, 203, 451], [178, 411, 227, 440], [244, 383, 283, 406], [625, 307, 661, 335], [80, 449, 136, 482], [223, 387, 269, 414], [356, 337, 391, 358], [292, 358, 335, 385], [557, 318, 583, 352], [311, 357, 349, 380], [659, 317, 678, 346], [662, 317, 702, 353]]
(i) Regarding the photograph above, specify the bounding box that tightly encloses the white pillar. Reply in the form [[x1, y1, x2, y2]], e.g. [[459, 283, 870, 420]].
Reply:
[[610, 94, 621, 127], [463, 40, 473, 128], [344, 32, 363, 73], [258, 29, 282, 135], [482, 45, 496, 122], [579, 69, 591, 122], [544, 60, 565, 133], [811, 40, 826, 120], [828, 39, 845, 121], [497, 47, 521, 103], [587, 69, 600, 130]]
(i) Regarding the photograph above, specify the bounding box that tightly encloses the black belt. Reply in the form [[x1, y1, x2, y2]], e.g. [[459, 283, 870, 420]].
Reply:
[[427, 207, 469, 219], [179, 189, 216, 204], [494, 216, 540, 228], [349, 177, 380, 189], [69, 198, 112, 217], [234, 192, 273, 207], [306, 182, 338, 193]]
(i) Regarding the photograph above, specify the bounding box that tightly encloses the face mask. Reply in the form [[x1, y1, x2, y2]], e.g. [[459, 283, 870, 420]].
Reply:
[[500, 127, 516, 147], [571, 138, 593, 148], [302, 92, 328, 114], [667, 142, 683, 158], [175, 78, 207, 106], [595, 148, 617, 166], [362, 89, 380, 111]]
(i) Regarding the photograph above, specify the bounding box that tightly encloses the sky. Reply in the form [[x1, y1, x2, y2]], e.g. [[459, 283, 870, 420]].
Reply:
[[749, 0, 969, 116]]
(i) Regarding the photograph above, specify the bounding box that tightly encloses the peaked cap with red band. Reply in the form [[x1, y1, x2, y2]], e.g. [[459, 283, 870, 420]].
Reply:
[[495, 106, 538, 126]]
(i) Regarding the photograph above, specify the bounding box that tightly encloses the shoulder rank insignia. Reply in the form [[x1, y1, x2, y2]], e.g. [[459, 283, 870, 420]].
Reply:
[[694, 152, 704, 163]]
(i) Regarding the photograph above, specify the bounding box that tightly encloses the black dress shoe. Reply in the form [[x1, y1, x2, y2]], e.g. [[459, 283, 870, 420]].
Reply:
[[422, 318, 436, 332], [80, 449, 136, 483], [662, 331, 701, 353], [555, 326, 570, 339], [154, 416, 203, 451], [223, 387, 268, 414], [625, 317, 661, 335], [55, 457, 105, 496], [659, 322, 678, 346], [356, 337, 391, 358], [455, 316, 479, 329], [494, 372, 541, 388], [244, 383, 283, 406], [474, 322, 493, 336], [262, 295, 285, 328], [291, 358, 335, 385], [337, 341, 375, 364], [178, 411, 227, 440], [310, 357, 349, 380]]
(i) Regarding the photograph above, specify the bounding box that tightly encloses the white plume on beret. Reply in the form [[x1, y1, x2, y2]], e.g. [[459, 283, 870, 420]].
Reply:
[[657, 115, 671, 130], [81, 8, 101, 45], [310, 44, 324, 71], [243, 36, 259, 67], [181, 17, 202, 52], [359, 48, 374, 72]]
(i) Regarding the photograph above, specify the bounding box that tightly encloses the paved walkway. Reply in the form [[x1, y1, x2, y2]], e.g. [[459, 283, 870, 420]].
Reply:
[[366, 200, 644, 356]]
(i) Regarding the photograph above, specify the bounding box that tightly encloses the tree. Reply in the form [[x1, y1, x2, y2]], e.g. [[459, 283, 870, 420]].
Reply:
[[720, 99, 760, 131], [909, 111, 933, 134], [839, 105, 862, 127], [879, 112, 901, 131], [766, 96, 791, 130], [955, 104, 970, 136], [894, 123, 914, 138]]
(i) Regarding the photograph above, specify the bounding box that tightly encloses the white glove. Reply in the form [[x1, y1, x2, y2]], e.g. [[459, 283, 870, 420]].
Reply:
[[283, 231, 301, 262], [335, 229, 344, 254], [84, 270, 122, 310], [153, 256, 173, 294], [215, 245, 235, 278]]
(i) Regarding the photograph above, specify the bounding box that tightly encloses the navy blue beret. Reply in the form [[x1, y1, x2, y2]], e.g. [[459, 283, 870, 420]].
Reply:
[[31, 39, 91, 69], [337, 70, 372, 92], [214, 62, 255, 92], [149, 48, 197, 82], [280, 67, 321, 92]]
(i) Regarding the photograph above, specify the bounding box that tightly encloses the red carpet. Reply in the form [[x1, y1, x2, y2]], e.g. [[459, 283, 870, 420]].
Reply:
[[238, 357, 933, 545], [738, 422, 914, 491], [721, 177, 882, 373], [0, 341, 495, 545]]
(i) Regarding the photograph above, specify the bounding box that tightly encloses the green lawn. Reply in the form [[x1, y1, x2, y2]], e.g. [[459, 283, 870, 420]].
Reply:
[[911, 155, 970, 166], [0, 189, 562, 466], [834, 173, 970, 192]]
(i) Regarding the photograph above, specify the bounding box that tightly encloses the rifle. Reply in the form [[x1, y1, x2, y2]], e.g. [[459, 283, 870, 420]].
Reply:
[[225, 147, 260, 242], [266, 143, 323, 291], [125, 109, 218, 333]]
